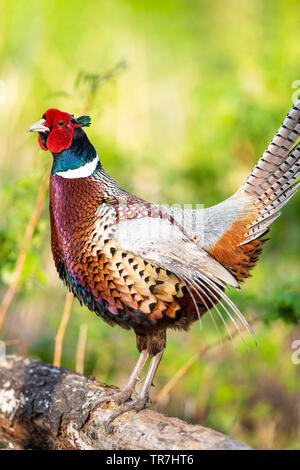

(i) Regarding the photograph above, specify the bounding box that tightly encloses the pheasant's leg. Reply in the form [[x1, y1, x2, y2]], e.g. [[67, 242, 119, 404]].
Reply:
[[104, 349, 165, 433], [94, 349, 149, 405]]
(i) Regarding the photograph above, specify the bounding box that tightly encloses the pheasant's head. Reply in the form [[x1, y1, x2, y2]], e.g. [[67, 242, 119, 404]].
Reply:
[[28, 108, 91, 154], [28, 108, 97, 176]]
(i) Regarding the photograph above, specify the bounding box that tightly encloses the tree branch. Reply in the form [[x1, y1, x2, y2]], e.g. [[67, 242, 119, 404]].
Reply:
[[0, 355, 251, 450]]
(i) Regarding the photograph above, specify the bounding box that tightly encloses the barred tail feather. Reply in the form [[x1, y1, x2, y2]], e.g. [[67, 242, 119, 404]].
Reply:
[[243, 97, 300, 198], [205, 99, 300, 281], [241, 99, 300, 243]]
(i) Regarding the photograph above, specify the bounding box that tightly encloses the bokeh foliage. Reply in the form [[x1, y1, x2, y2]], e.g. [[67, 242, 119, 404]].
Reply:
[[0, 0, 299, 449]]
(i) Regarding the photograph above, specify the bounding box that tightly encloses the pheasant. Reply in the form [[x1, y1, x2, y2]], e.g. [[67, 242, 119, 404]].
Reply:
[[28, 100, 300, 429]]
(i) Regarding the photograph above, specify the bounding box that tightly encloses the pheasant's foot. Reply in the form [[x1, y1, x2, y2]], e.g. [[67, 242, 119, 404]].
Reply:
[[104, 395, 149, 434], [91, 349, 150, 408], [103, 349, 164, 433], [93, 387, 135, 407]]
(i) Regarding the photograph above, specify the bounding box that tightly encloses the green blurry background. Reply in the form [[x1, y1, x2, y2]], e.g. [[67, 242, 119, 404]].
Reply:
[[0, 0, 300, 449]]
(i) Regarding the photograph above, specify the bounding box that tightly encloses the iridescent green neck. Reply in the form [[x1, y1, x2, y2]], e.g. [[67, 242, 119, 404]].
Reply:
[[51, 128, 98, 175]]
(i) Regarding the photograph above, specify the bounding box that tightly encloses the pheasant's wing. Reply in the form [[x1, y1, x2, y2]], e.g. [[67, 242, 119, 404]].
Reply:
[[116, 213, 255, 341], [166, 98, 300, 282], [116, 215, 239, 289]]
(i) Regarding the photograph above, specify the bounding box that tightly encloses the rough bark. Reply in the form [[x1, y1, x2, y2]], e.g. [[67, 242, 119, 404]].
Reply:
[[0, 355, 251, 450]]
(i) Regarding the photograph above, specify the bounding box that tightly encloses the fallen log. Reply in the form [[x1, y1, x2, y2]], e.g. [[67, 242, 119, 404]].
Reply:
[[0, 355, 251, 450]]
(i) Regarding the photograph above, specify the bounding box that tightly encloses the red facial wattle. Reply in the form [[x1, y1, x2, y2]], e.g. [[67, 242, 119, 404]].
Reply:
[[45, 126, 74, 153], [37, 108, 80, 153]]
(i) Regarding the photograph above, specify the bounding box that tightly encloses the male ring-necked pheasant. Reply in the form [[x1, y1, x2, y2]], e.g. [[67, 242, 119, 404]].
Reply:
[[28, 99, 300, 429]]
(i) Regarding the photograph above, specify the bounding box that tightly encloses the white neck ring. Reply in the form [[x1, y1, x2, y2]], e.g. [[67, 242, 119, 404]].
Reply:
[[55, 155, 99, 179]]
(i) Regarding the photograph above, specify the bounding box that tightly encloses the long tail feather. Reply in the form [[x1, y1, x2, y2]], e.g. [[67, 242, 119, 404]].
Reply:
[[188, 277, 235, 346], [193, 275, 250, 349]]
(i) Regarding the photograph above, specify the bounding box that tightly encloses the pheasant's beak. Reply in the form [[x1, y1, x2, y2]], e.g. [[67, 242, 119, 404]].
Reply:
[[27, 118, 50, 133]]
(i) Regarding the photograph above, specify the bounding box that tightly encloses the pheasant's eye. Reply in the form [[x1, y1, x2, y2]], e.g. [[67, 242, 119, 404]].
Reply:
[[58, 120, 64, 126]]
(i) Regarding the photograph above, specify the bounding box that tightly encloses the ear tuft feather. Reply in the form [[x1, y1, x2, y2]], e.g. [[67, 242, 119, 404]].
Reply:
[[76, 115, 91, 127]]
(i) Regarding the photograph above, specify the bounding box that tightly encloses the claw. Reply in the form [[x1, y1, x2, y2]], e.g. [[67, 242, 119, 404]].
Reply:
[[104, 420, 114, 434], [92, 388, 134, 408], [103, 396, 149, 433]]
